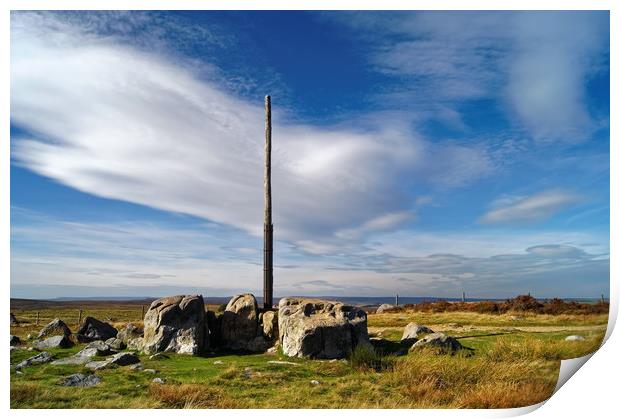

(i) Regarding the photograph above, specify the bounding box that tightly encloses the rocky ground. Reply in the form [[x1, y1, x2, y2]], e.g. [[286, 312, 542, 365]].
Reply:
[[10, 296, 608, 409]]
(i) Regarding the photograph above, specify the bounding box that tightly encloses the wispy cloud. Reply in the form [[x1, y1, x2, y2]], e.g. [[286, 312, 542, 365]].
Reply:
[[329, 11, 609, 143], [10, 11, 493, 250], [479, 190, 582, 224]]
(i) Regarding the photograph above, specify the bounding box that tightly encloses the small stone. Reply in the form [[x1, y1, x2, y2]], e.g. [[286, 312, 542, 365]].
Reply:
[[129, 363, 144, 370], [60, 373, 101, 387], [106, 337, 127, 351], [15, 351, 53, 370], [143, 368, 158, 374], [310, 380, 320, 385], [213, 360, 224, 365], [16, 370, 23, 375], [565, 335, 585, 341], [152, 377, 165, 384], [149, 352, 169, 360]]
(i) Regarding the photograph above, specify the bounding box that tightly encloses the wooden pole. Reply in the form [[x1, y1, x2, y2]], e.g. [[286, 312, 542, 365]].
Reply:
[[78, 309, 83, 324], [263, 95, 274, 310], [36, 311, 39, 326], [601, 294, 605, 303], [462, 292, 465, 303], [141, 305, 145, 319], [395, 294, 399, 306]]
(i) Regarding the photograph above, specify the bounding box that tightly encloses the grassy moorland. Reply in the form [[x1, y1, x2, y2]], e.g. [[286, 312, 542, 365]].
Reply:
[[9, 298, 608, 409]]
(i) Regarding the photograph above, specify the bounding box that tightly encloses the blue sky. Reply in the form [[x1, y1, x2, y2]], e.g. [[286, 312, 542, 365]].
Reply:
[[10, 11, 609, 299]]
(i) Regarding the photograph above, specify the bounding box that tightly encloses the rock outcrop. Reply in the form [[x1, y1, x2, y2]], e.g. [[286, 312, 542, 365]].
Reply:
[[401, 323, 434, 344], [409, 333, 463, 353], [278, 297, 371, 359], [10, 335, 21, 346], [38, 318, 71, 339], [142, 295, 207, 355], [75, 317, 118, 343], [221, 294, 259, 349]]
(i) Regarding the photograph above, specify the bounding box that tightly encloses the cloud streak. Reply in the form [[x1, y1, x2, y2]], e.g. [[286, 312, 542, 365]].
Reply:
[[479, 190, 582, 224]]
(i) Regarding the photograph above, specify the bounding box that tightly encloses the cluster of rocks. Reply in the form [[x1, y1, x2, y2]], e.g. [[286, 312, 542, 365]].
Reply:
[[11, 294, 471, 364], [129, 293, 375, 359], [132, 293, 280, 355]]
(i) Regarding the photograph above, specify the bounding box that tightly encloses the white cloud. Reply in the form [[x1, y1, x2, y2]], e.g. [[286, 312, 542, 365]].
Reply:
[[331, 11, 608, 143], [10, 12, 492, 248], [479, 190, 582, 224]]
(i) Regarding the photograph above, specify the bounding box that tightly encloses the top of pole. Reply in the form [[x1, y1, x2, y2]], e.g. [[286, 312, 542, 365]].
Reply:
[[264, 95, 272, 226]]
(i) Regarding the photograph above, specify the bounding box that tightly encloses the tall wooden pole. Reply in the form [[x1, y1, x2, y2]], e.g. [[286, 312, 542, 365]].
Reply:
[[263, 95, 274, 310]]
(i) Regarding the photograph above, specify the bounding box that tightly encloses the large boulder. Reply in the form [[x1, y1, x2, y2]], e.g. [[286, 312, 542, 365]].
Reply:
[[142, 295, 207, 355], [401, 323, 434, 344], [409, 333, 463, 354], [33, 335, 73, 350], [37, 318, 71, 338], [262, 311, 278, 341], [221, 294, 259, 349], [278, 297, 371, 359], [10, 335, 21, 346], [76, 317, 118, 343]]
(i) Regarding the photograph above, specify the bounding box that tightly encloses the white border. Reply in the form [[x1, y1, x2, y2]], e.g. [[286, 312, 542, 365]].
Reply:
[[2, 1, 617, 418]]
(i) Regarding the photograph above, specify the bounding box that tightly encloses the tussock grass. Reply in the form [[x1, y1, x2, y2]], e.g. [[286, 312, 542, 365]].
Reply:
[[150, 383, 237, 408], [349, 345, 395, 372]]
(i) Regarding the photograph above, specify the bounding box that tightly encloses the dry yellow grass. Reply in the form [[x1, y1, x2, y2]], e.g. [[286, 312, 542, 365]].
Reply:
[[149, 383, 237, 408]]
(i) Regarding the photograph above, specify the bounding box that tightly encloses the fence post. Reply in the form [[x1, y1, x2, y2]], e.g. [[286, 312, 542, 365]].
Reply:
[[36, 311, 40, 326], [141, 305, 145, 320], [78, 309, 83, 324], [462, 292, 465, 303], [395, 294, 399, 307]]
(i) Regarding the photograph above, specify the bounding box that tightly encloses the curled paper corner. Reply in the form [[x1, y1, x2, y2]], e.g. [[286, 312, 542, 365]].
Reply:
[[554, 352, 595, 394]]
